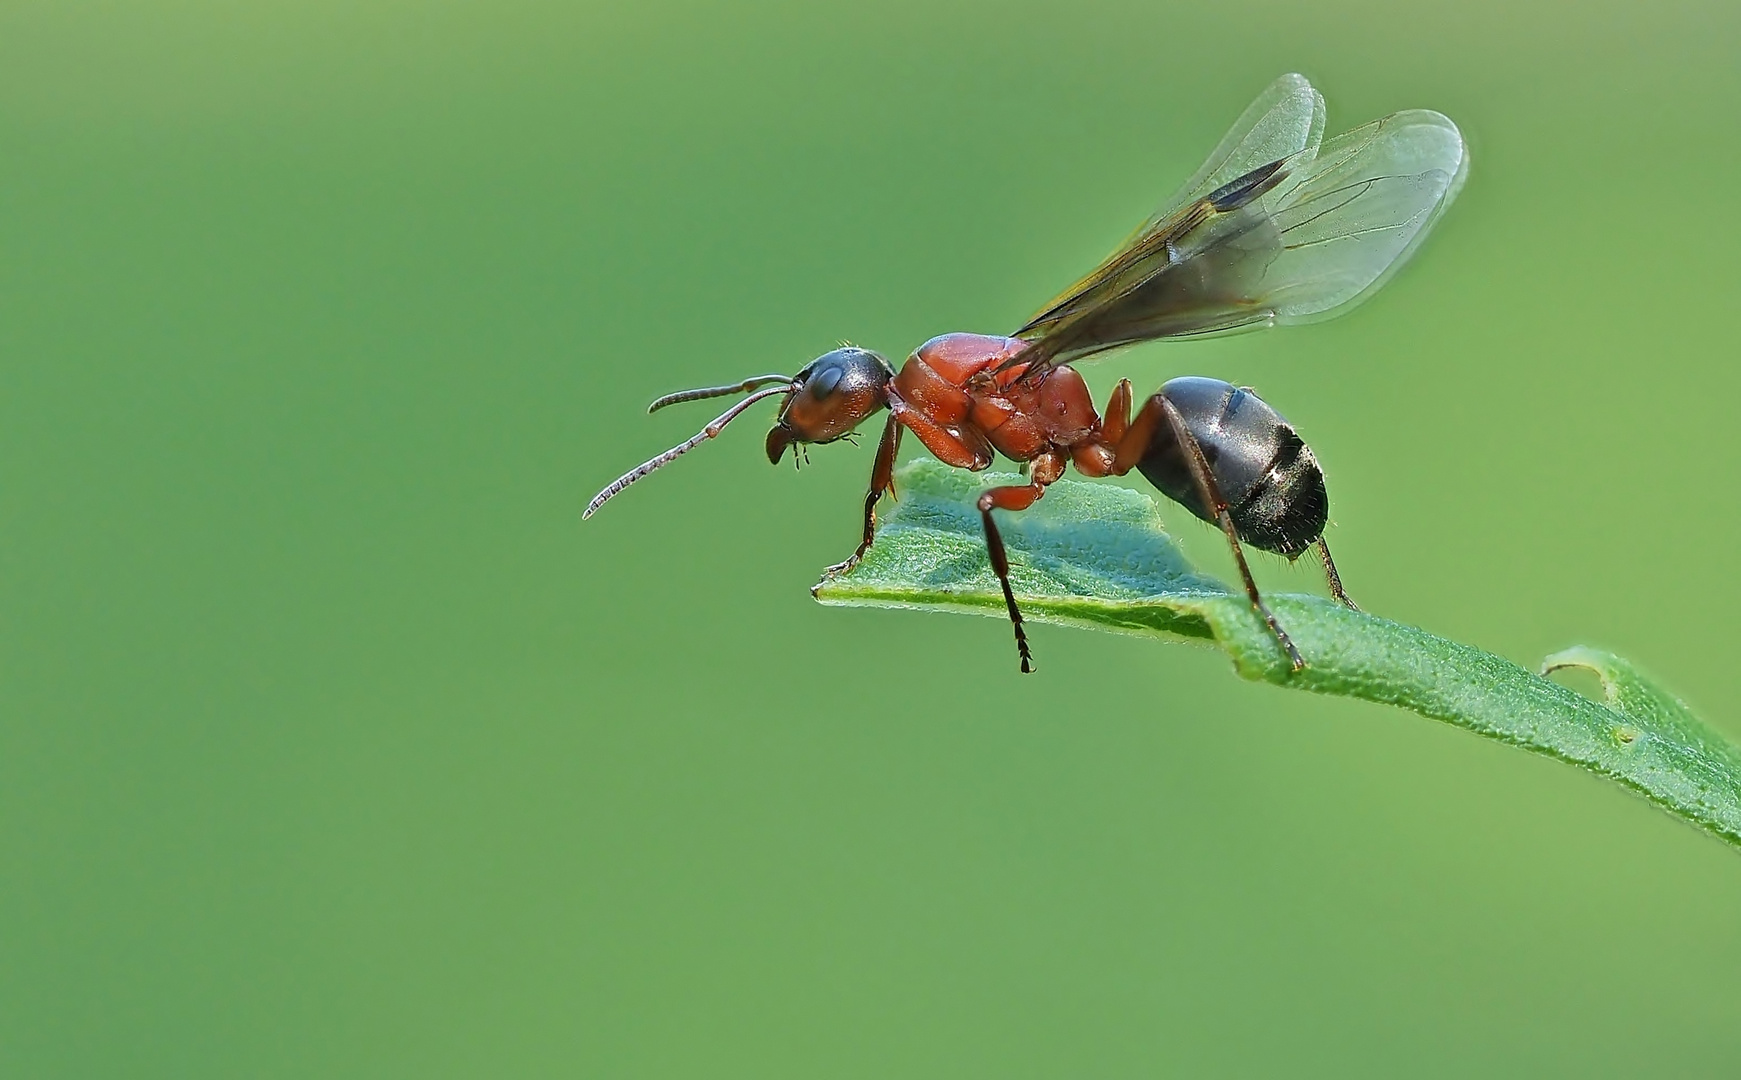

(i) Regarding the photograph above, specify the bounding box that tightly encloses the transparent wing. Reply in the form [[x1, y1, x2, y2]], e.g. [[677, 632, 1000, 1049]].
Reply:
[[1258, 108, 1467, 322], [1149, 72, 1325, 231], [1014, 73, 1325, 359], [1011, 100, 1465, 375]]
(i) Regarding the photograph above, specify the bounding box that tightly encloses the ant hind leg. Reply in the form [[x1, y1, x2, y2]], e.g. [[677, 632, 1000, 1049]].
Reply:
[[1314, 536, 1359, 611], [1114, 394, 1304, 671]]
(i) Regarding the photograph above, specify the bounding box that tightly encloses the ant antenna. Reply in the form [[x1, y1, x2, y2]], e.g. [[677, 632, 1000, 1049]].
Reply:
[[648, 375, 794, 414], [585, 383, 795, 519]]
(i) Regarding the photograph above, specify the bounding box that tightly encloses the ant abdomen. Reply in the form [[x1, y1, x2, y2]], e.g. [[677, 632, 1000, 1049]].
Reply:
[[1136, 376, 1329, 558]]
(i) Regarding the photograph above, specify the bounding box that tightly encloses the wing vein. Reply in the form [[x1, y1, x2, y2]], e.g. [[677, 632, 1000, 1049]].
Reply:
[[1004, 78, 1464, 382]]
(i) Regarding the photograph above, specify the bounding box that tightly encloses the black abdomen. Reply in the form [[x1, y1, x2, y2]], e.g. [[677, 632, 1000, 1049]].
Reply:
[[1135, 377, 1328, 557]]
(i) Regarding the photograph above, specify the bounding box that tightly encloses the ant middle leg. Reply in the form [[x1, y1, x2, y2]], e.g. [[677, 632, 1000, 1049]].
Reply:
[[977, 450, 1065, 673]]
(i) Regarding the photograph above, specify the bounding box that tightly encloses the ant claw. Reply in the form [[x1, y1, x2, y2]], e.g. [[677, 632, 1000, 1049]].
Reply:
[[818, 544, 870, 588]]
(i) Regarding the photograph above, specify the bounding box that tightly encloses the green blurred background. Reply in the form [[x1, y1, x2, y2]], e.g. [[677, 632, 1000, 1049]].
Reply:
[[3, 0, 1739, 1074]]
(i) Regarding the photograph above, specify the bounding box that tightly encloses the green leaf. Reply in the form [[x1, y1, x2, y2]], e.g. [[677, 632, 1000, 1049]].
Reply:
[[815, 459, 1741, 850]]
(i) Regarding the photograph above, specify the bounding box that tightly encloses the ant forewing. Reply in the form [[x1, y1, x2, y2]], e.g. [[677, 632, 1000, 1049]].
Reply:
[[586, 74, 1468, 673], [1006, 72, 1467, 378]]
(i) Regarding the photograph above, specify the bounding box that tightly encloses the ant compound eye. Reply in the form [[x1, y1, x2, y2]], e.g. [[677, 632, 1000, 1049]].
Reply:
[[778, 347, 892, 444], [808, 363, 844, 400]]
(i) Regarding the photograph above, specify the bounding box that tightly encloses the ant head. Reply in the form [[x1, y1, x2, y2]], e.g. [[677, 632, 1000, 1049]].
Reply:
[[765, 347, 893, 464], [584, 348, 894, 522]]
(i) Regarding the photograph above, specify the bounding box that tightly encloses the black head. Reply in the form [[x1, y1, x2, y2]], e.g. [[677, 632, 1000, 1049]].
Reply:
[[765, 347, 894, 464]]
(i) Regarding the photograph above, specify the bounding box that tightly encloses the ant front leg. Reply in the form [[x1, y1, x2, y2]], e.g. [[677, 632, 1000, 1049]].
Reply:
[[819, 413, 903, 581], [978, 450, 1065, 674], [1111, 396, 1305, 672]]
